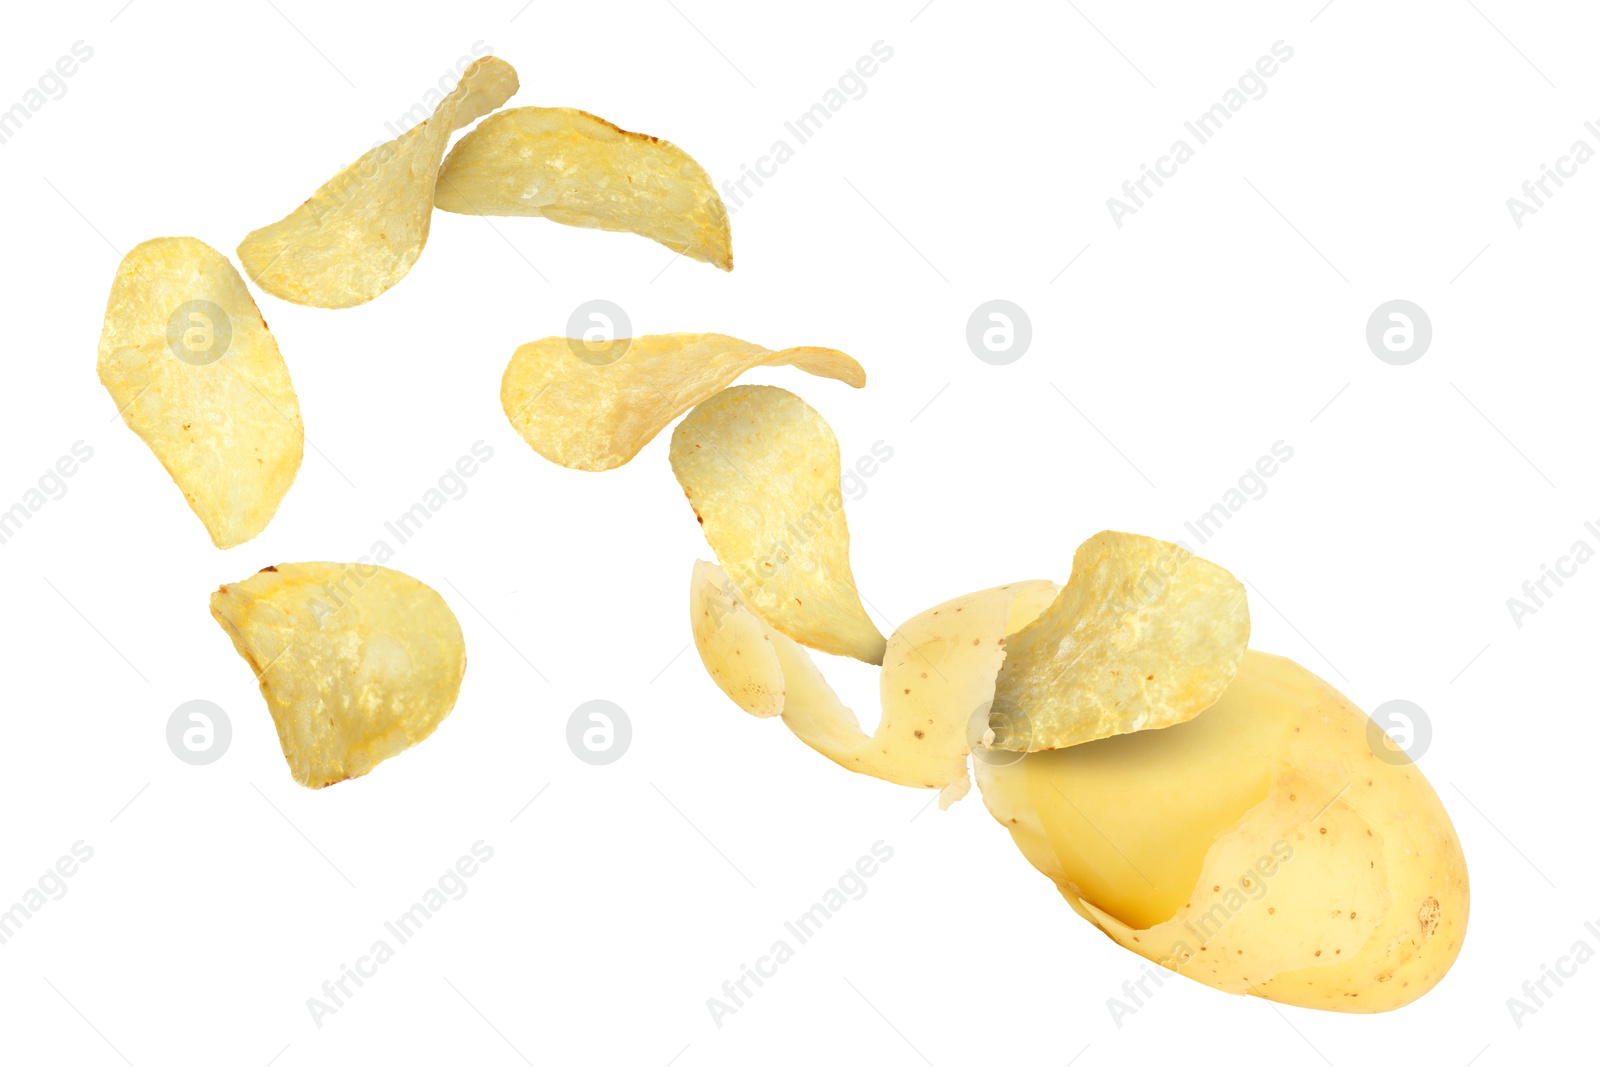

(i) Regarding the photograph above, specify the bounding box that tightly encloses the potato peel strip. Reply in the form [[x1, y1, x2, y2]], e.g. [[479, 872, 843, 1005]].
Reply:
[[691, 560, 1055, 806]]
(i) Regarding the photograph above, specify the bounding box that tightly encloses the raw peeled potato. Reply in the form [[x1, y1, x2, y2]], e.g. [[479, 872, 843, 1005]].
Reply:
[[977, 650, 1467, 1011], [210, 562, 467, 788], [691, 528, 1468, 1010]]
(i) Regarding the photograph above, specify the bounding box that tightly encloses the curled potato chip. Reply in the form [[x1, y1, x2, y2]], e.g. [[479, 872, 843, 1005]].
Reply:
[[989, 531, 1249, 752], [238, 56, 519, 308], [501, 333, 864, 472], [672, 385, 885, 664], [210, 562, 466, 788], [435, 106, 732, 269], [97, 236, 302, 549]]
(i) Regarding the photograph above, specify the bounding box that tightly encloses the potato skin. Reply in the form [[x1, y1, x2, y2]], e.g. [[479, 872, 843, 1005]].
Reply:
[[1236, 654, 1468, 1011], [978, 651, 1469, 1012]]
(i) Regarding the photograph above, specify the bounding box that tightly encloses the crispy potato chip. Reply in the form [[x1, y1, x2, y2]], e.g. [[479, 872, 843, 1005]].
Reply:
[[691, 560, 1056, 805], [989, 531, 1249, 752], [435, 106, 732, 269], [97, 236, 302, 549], [672, 385, 885, 664], [238, 56, 519, 308], [501, 333, 864, 472], [210, 562, 466, 788]]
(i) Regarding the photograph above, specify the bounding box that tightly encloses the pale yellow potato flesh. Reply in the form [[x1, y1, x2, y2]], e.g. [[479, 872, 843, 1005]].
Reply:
[[672, 385, 885, 665], [690, 559, 784, 719], [879, 578, 1058, 804], [238, 56, 519, 308], [501, 334, 864, 472], [97, 236, 302, 549], [690, 560, 1054, 806], [435, 106, 732, 269], [211, 562, 467, 789], [990, 531, 1249, 752], [980, 650, 1468, 1011]]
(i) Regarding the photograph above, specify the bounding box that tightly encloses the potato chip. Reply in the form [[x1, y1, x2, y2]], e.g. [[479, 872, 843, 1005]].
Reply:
[[434, 106, 732, 269], [691, 560, 1056, 805], [210, 562, 466, 788], [501, 333, 864, 472], [989, 531, 1249, 752], [97, 236, 302, 549], [672, 385, 885, 664], [238, 56, 519, 308]]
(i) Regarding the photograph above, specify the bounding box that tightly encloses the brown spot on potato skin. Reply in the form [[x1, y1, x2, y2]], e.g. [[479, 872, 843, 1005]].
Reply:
[[1418, 897, 1442, 939], [260, 565, 278, 572]]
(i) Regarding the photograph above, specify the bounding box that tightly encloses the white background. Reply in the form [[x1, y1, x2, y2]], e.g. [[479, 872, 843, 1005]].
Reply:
[[0, 1, 1593, 1064]]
